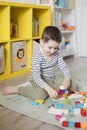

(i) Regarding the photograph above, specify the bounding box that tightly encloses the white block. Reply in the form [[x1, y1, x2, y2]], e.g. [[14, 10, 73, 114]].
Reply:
[[74, 108, 81, 114], [59, 117, 67, 123], [48, 106, 63, 115], [63, 109, 69, 115]]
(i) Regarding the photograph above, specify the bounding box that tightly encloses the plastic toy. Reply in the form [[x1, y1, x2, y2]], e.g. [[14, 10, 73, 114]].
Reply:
[[55, 114, 62, 121], [35, 99, 45, 104], [74, 122, 81, 128], [68, 121, 74, 127], [62, 121, 68, 127]]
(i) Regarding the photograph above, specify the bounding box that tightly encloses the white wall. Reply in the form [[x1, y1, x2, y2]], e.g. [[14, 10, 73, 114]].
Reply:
[[75, 0, 87, 57], [2, 0, 40, 4]]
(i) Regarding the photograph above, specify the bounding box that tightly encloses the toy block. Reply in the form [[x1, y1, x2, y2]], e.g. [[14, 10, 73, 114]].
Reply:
[[55, 88, 59, 92], [62, 121, 68, 127], [82, 97, 87, 103], [55, 114, 62, 121], [59, 93, 63, 98], [76, 103, 84, 108], [31, 101, 39, 106], [74, 108, 81, 115], [55, 103, 63, 108], [81, 122, 87, 128], [48, 106, 63, 115], [35, 99, 45, 104], [59, 85, 65, 90], [68, 121, 74, 127], [74, 122, 81, 128], [63, 94, 67, 98], [75, 101, 81, 105], [69, 94, 83, 99], [84, 107, 87, 112], [59, 91, 65, 94], [63, 109, 69, 115], [81, 108, 87, 117], [65, 90, 68, 94], [60, 117, 67, 123], [63, 98, 70, 104], [79, 91, 87, 95], [83, 103, 87, 108], [70, 106, 76, 113], [84, 127, 87, 130]]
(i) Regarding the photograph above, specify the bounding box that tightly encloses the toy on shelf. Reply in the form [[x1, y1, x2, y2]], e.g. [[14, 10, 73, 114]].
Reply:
[[10, 20, 17, 38], [61, 21, 74, 31]]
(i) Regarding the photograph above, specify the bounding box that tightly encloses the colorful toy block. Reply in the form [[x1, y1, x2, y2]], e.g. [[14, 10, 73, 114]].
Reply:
[[62, 121, 68, 127], [81, 122, 87, 128], [31, 101, 39, 106], [55, 114, 62, 121], [81, 108, 87, 117], [76, 103, 84, 108], [68, 121, 74, 127], [74, 122, 81, 128], [55, 103, 63, 108], [63, 97, 70, 104], [60, 117, 67, 123], [35, 99, 45, 104]]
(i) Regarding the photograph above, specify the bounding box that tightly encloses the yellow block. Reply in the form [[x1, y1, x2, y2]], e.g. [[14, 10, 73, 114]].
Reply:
[[81, 122, 87, 129], [35, 99, 45, 104]]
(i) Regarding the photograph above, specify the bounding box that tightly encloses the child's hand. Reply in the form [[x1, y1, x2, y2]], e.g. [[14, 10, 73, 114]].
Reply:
[[44, 85, 58, 98], [62, 78, 70, 89]]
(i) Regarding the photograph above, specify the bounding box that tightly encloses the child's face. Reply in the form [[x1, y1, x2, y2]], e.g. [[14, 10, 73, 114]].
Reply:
[[41, 39, 59, 57]]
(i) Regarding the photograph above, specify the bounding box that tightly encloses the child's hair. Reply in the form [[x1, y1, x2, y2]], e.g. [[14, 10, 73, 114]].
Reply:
[[42, 26, 62, 43]]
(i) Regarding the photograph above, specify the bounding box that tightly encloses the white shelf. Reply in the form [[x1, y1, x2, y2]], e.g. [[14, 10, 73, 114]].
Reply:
[[54, 6, 73, 10], [61, 30, 74, 34], [37, 0, 76, 57]]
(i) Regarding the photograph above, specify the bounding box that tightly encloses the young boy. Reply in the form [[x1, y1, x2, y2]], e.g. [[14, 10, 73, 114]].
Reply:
[[3, 26, 78, 99]]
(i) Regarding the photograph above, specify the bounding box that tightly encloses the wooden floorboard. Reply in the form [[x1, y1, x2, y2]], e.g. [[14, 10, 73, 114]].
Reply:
[[0, 57, 87, 130]]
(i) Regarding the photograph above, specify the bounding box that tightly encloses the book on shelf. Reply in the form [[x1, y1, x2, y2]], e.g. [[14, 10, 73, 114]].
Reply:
[[40, 0, 49, 4], [10, 20, 17, 38], [54, 12, 62, 30], [32, 17, 39, 37]]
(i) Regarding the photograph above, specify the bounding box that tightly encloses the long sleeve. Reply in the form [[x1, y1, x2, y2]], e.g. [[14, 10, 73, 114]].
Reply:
[[57, 55, 71, 79], [31, 51, 48, 88]]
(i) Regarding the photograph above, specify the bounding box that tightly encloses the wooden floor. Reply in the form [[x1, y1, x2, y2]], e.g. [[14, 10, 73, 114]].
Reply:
[[0, 56, 87, 130]]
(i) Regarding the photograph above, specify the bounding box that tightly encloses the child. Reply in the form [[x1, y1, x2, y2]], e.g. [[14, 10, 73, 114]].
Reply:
[[3, 26, 78, 99]]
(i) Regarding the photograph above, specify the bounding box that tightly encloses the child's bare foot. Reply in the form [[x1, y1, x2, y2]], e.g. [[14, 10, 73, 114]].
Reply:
[[2, 86, 20, 95]]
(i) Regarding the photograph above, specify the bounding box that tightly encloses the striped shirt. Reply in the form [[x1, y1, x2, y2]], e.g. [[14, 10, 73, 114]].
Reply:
[[30, 49, 71, 88]]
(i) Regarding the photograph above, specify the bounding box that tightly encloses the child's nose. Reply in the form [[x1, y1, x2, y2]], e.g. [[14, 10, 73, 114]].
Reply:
[[51, 49, 55, 53]]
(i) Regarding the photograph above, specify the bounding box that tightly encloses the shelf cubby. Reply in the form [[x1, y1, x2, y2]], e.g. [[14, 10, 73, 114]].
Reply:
[[0, 1, 51, 81]]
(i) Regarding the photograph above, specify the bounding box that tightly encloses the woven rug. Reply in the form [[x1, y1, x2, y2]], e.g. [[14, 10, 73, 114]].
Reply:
[[0, 91, 87, 130]]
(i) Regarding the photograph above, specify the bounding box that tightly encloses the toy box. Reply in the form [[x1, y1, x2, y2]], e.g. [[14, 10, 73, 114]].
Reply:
[[0, 45, 5, 74], [11, 41, 27, 72]]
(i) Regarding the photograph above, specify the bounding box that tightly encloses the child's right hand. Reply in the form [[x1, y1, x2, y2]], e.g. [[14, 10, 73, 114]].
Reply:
[[44, 85, 58, 98]]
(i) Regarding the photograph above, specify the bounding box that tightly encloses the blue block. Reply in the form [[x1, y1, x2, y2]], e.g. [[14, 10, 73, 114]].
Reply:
[[70, 106, 76, 112], [76, 103, 84, 108], [55, 103, 63, 108], [68, 121, 74, 127], [32, 101, 39, 106]]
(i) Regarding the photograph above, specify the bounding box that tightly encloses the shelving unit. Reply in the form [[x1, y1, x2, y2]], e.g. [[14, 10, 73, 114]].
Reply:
[[0, 1, 51, 81], [40, 0, 77, 57]]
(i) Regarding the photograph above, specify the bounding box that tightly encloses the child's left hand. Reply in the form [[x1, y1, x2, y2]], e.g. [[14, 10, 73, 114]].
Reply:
[[62, 78, 70, 89]]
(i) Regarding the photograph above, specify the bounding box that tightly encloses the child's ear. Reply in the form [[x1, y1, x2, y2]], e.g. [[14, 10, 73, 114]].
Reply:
[[40, 39, 44, 46]]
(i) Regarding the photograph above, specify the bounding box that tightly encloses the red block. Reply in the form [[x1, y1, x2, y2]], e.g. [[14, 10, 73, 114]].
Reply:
[[75, 101, 80, 105], [62, 121, 68, 127], [81, 108, 87, 117], [75, 122, 81, 128]]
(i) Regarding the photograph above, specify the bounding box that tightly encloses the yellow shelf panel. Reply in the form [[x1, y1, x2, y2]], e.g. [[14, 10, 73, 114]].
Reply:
[[0, 1, 51, 81]]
